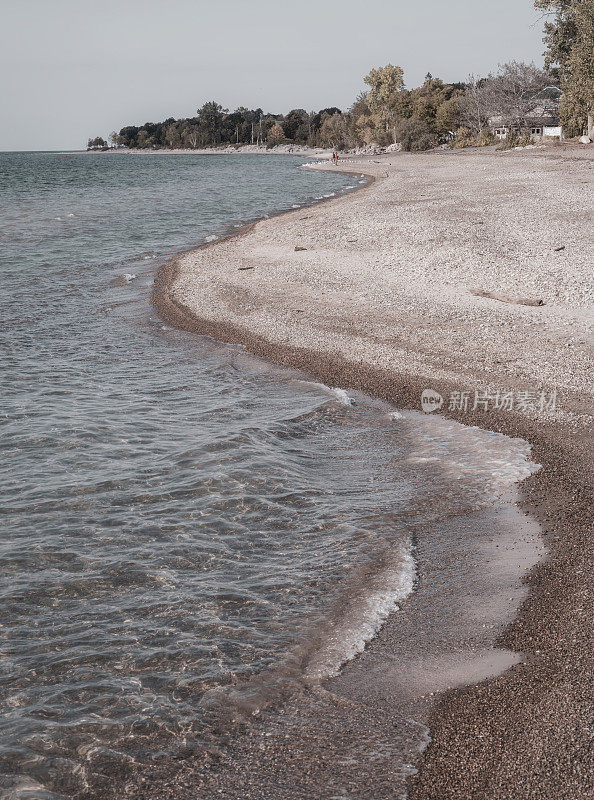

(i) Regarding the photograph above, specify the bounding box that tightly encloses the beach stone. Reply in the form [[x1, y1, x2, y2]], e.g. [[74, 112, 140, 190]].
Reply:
[[579, 135, 592, 144]]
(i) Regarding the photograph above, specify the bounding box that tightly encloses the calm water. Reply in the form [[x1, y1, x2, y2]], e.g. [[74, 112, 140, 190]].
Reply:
[[0, 152, 536, 799]]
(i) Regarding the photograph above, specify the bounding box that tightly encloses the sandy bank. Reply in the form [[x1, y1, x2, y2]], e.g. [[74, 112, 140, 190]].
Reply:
[[155, 146, 593, 799]]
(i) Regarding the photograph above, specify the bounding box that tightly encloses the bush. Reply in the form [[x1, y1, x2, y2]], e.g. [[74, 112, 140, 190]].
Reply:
[[394, 117, 437, 151], [476, 128, 495, 146], [452, 127, 496, 148], [497, 131, 532, 150], [497, 131, 518, 150], [452, 127, 475, 148]]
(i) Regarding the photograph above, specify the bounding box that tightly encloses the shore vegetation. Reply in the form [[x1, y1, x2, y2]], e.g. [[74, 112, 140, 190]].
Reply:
[[89, 1, 593, 151]]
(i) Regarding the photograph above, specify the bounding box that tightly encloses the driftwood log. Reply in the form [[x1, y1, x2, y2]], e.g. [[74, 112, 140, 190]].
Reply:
[[470, 288, 545, 307]]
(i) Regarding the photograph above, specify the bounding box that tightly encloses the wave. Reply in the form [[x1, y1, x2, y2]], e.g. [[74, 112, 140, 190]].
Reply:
[[293, 380, 354, 406], [305, 540, 416, 679]]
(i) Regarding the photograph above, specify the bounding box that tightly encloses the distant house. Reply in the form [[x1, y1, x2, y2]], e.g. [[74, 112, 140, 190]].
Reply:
[[490, 86, 563, 141]]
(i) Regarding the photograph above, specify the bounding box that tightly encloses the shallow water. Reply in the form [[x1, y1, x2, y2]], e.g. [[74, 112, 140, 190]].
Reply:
[[0, 152, 538, 799]]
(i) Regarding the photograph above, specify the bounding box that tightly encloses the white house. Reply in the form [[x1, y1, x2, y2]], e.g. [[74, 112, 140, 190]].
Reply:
[[490, 86, 563, 141]]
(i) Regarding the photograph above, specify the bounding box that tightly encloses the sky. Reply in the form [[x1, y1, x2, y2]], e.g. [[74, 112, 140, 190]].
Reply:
[[0, 0, 547, 151]]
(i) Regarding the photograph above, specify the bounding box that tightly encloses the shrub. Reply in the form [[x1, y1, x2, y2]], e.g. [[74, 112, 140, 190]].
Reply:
[[497, 131, 519, 150], [497, 131, 533, 150], [476, 128, 495, 146], [452, 127, 475, 148], [394, 117, 437, 151], [453, 127, 496, 148]]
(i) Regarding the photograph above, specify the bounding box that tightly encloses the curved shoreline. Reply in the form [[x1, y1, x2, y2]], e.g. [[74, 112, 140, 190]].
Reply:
[[153, 148, 593, 798]]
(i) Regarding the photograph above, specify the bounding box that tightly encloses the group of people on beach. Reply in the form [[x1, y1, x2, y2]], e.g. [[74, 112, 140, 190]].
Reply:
[[332, 152, 339, 165]]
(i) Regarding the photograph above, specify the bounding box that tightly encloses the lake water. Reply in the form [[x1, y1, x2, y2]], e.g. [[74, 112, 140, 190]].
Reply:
[[0, 152, 537, 799]]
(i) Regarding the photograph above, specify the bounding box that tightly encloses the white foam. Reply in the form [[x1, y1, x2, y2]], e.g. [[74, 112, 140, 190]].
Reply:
[[331, 387, 353, 406], [403, 410, 540, 502], [297, 380, 354, 406], [123, 273, 137, 282], [306, 542, 416, 680], [204, 234, 219, 243]]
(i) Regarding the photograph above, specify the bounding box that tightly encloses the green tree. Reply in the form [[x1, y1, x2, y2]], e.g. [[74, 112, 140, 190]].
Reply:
[[536, 0, 594, 136], [87, 136, 107, 149], [266, 123, 285, 146], [164, 122, 182, 148], [564, 0, 594, 136], [318, 113, 348, 149], [136, 130, 153, 149], [435, 96, 462, 136], [363, 64, 405, 142], [196, 101, 228, 146], [282, 109, 309, 140]]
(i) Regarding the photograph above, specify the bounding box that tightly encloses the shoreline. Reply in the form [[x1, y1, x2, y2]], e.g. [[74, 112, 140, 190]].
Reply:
[[82, 144, 335, 158], [153, 148, 593, 797]]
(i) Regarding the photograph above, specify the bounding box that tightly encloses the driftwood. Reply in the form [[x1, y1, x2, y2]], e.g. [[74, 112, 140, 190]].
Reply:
[[554, 245, 566, 252], [238, 266, 255, 271], [470, 288, 544, 307], [294, 246, 307, 251]]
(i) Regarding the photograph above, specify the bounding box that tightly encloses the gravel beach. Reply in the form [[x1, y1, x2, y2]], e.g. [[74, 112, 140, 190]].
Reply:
[[154, 145, 593, 799]]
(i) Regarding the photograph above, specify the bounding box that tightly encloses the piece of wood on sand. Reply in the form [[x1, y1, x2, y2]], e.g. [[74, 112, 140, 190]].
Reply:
[[470, 288, 545, 307]]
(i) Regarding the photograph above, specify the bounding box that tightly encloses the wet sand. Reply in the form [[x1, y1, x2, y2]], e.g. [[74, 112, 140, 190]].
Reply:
[[153, 146, 593, 798]]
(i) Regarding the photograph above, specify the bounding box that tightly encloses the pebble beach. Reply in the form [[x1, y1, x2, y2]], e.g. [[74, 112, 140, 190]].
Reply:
[[155, 144, 594, 798]]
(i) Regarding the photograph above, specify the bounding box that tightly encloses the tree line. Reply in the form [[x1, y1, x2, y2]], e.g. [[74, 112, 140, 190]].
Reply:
[[88, 1, 593, 152]]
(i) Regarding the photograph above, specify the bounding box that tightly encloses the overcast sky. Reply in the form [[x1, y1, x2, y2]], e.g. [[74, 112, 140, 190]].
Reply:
[[1, 0, 547, 151]]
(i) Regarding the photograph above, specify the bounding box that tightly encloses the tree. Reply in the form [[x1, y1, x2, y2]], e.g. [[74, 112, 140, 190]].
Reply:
[[435, 96, 462, 136], [460, 75, 493, 133], [136, 130, 153, 149], [164, 122, 182, 148], [267, 123, 285, 146], [487, 62, 553, 128], [408, 75, 463, 136], [460, 62, 553, 133], [363, 64, 405, 142], [535, 0, 594, 136], [282, 109, 309, 140], [318, 113, 348, 149], [196, 101, 228, 146], [87, 136, 107, 149], [563, 0, 594, 136]]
